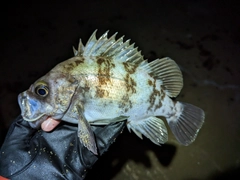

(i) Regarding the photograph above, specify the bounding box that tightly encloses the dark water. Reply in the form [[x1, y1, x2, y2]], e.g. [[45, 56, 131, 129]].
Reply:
[[1, 1, 240, 179]]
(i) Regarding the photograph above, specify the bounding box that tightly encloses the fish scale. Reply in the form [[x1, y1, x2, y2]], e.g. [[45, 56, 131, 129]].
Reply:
[[18, 30, 205, 155]]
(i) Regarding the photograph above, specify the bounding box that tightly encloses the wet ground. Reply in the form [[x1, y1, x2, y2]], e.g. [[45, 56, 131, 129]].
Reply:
[[1, 0, 240, 179]]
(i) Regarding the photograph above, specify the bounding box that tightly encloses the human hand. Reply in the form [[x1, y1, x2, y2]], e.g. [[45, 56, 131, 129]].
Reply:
[[0, 116, 126, 179]]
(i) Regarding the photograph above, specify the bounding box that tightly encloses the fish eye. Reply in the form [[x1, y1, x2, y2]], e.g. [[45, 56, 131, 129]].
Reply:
[[35, 84, 49, 97]]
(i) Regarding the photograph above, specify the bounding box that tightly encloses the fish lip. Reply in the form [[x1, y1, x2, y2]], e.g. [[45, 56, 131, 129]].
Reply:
[[22, 113, 45, 122]]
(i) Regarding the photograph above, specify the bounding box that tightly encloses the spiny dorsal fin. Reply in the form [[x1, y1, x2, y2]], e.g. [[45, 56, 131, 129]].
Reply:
[[76, 30, 144, 64], [73, 39, 84, 56], [141, 57, 183, 97]]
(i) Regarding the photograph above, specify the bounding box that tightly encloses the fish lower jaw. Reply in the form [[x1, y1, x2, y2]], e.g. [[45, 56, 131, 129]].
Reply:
[[22, 113, 45, 122]]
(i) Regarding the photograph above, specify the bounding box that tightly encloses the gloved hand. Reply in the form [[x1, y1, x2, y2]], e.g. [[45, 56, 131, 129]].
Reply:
[[0, 116, 126, 180]]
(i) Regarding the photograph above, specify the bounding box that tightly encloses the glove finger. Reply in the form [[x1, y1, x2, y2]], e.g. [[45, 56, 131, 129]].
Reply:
[[3, 115, 37, 143], [94, 121, 126, 155], [0, 116, 39, 178]]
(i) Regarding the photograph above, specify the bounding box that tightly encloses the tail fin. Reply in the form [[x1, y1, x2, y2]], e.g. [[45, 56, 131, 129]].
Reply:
[[166, 102, 205, 145]]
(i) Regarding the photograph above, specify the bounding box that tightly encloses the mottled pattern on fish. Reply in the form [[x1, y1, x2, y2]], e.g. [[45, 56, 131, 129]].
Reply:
[[18, 30, 205, 154]]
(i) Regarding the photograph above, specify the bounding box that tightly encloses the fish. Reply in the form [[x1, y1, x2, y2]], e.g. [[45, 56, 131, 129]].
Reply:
[[18, 30, 205, 155]]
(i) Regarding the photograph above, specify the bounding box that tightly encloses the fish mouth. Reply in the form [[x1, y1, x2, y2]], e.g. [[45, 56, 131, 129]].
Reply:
[[18, 91, 45, 122]]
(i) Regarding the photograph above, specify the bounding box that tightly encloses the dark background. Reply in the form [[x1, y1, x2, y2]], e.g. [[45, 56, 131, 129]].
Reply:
[[1, 0, 240, 179]]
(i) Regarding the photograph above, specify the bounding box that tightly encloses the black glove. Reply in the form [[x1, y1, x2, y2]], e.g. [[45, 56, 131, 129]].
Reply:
[[0, 116, 126, 180]]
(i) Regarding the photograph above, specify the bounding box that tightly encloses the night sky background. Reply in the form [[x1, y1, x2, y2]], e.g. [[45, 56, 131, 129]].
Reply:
[[1, 0, 240, 179]]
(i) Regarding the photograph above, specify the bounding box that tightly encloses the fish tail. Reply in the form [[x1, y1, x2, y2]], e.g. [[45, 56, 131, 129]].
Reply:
[[166, 101, 205, 145]]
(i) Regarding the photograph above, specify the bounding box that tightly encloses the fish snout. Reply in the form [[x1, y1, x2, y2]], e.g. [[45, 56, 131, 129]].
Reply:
[[18, 91, 44, 121], [18, 92, 27, 110]]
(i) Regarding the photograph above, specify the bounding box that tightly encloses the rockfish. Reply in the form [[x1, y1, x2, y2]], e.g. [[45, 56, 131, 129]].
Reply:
[[18, 30, 205, 154]]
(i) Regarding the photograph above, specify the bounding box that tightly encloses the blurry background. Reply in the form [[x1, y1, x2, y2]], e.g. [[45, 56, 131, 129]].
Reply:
[[1, 0, 240, 179]]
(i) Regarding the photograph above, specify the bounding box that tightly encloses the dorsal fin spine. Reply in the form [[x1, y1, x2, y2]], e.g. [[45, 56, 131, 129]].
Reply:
[[123, 47, 138, 61], [116, 40, 132, 59], [120, 43, 135, 58], [92, 31, 110, 55], [97, 32, 118, 56], [86, 31, 98, 56], [73, 39, 84, 56], [78, 39, 84, 55], [113, 39, 130, 56], [73, 46, 78, 56], [102, 36, 124, 57]]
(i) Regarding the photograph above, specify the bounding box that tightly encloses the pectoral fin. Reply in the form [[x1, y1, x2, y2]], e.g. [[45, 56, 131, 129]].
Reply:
[[76, 105, 98, 155]]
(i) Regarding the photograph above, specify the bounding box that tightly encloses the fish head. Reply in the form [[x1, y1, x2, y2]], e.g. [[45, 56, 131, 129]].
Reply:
[[18, 71, 78, 127]]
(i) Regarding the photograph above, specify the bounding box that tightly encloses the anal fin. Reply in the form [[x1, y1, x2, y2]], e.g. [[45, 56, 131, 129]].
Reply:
[[127, 117, 168, 145]]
